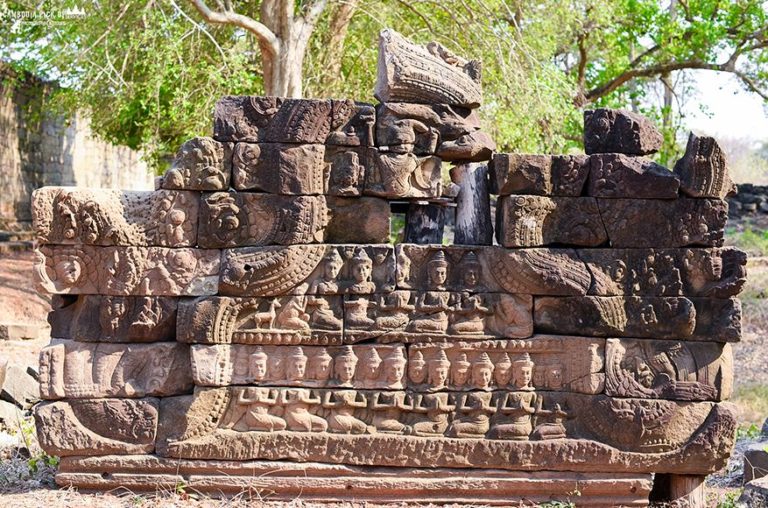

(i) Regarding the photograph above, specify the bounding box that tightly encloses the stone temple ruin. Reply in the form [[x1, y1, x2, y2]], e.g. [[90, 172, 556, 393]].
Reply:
[[31, 29, 745, 506]]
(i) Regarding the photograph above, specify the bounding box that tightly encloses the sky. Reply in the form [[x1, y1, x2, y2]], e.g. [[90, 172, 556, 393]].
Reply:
[[683, 70, 768, 144]]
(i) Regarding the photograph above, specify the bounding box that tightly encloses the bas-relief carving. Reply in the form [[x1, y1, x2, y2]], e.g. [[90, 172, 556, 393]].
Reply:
[[49, 295, 177, 342], [489, 154, 590, 197], [408, 338, 604, 394], [232, 142, 326, 194], [162, 137, 232, 191], [323, 146, 372, 196], [533, 296, 697, 339], [374, 29, 483, 108], [327, 100, 376, 147], [598, 198, 728, 248], [35, 245, 219, 296], [214, 96, 332, 144], [198, 193, 328, 248], [158, 388, 736, 474], [396, 245, 591, 296], [496, 196, 608, 248], [34, 398, 159, 456], [191, 344, 407, 390], [690, 297, 742, 343], [364, 151, 442, 199], [581, 247, 747, 298], [674, 132, 737, 199], [588, 154, 680, 199], [32, 188, 199, 247], [325, 197, 391, 244], [219, 245, 396, 297], [39, 341, 193, 399], [583, 108, 663, 156], [605, 339, 732, 401]]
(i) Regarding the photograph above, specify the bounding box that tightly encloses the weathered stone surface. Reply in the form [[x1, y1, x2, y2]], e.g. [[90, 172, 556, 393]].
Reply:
[[0, 399, 23, 425], [675, 132, 737, 199], [32, 187, 199, 247], [324, 146, 374, 196], [34, 398, 158, 456], [496, 196, 608, 247], [191, 344, 407, 389], [49, 295, 177, 342], [0, 322, 49, 341], [489, 154, 590, 197], [580, 247, 747, 298], [584, 108, 663, 155], [39, 341, 193, 399], [533, 296, 696, 339], [56, 456, 654, 506], [598, 198, 728, 248], [375, 29, 482, 108], [344, 291, 533, 343], [690, 297, 741, 342], [232, 143, 326, 194], [0, 362, 39, 409], [408, 337, 604, 394], [376, 103, 493, 162], [744, 441, 768, 482], [588, 153, 679, 198], [157, 388, 736, 474], [396, 245, 591, 295], [605, 339, 732, 401], [326, 196, 390, 244], [327, 100, 375, 147], [214, 96, 332, 143], [198, 192, 328, 248], [178, 296, 344, 346], [364, 151, 442, 199], [219, 245, 396, 297], [35, 245, 220, 296], [739, 476, 768, 507], [161, 137, 232, 191]]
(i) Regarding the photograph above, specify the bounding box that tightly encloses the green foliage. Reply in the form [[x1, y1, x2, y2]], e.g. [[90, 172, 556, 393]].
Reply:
[[1, 0, 766, 167], [726, 226, 768, 257], [737, 422, 762, 440], [716, 490, 742, 508]]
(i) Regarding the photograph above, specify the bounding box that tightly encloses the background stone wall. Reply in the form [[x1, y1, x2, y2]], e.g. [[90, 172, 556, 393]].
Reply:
[[0, 64, 151, 231]]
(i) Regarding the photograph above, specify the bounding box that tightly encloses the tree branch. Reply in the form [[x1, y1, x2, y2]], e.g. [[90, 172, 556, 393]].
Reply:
[[188, 0, 279, 58], [734, 70, 768, 101]]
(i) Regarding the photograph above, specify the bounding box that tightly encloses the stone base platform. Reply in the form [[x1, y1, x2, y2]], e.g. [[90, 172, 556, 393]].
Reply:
[[57, 455, 652, 506]]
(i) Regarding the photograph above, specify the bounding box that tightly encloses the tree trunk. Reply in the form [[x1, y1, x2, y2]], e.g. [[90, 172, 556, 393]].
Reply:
[[404, 203, 447, 244], [450, 163, 493, 245]]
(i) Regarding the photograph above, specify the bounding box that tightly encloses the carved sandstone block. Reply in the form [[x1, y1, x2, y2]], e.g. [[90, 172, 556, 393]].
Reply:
[[496, 196, 607, 247], [34, 398, 159, 456], [674, 132, 737, 199], [364, 151, 442, 199], [533, 296, 696, 339], [408, 337, 605, 394], [397, 245, 591, 296], [49, 295, 177, 342], [324, 146, 374, 196], [219, 245, 396, 297], [344, 291, 533, 343], [39, 341, 193, 399], [489, 154, 590, 196], [584, 108, 663, 155], [162, 137, 232, 191], [35, 245, 220, 296], [598, 198, 728, 248], [191, 344, 407, 390], [327, 100, 375, 147], [32, 187, 199, 247], [690, 297, 741, 342], [214, 96, 332, 143], [232, 142, 326, 194], [375, 29, 483, 108], [326, 197, 390, 244], [605, 339, 732, 401], [588, 153, 680, 198], [157, 388, 736, 475], [198, 192, 328, 248], [580, 247, 747, 298], [177, 296, 344, 346]]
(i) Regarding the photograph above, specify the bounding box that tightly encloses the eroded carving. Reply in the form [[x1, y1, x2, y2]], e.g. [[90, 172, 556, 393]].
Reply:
[[232, 142, 326, 194], [584, 108, 663, 155], [162, 137, 231, 191], [365, 151, 442, 199], [675, 132, 737, 199], [588, 154, 679, 198]]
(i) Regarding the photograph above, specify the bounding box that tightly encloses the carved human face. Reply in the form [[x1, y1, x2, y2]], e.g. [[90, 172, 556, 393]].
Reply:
[[428, 363, 448, 388], [384, 360, 404, 384], [362, 357, 380, 379], [335, 358, 356, 382], [396, 255, 411, 286], [249, 356, 267, 381], [325, 259, 342, 280], [513, 365, 533, 389], [429, 265, 447, 286], [287, 356, 307, 381], [472, 365, 492, 389], [353, 261, 372, 283], [464, 266, 480, 288], [55, 256, 83, 285], [452, 366, 470, 387], [409, 363, 426, 384], [233, 354, 249, 376], [546, 366, 563, 389], [312, 358, 332, 381], [495, 365, 512, 386]]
